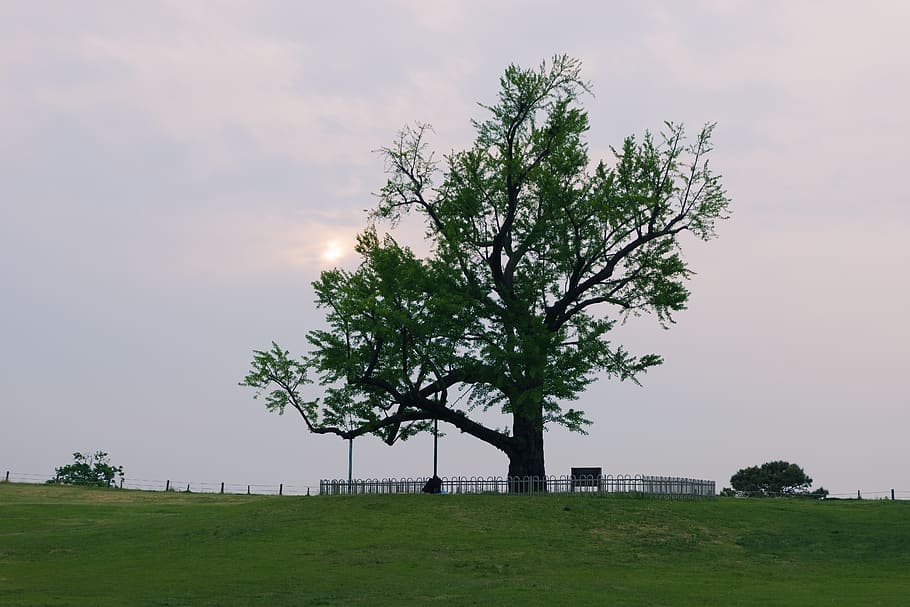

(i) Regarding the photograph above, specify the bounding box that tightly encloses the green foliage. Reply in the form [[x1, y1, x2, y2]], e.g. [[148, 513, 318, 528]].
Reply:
[[242, 55, 731, 476], [729, 461, 828, 497], [2, 484, 908, 606], [48, 451, 124, 488]]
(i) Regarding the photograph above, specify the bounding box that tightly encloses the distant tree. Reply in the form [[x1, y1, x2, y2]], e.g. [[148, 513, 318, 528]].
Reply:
[[49, 451, 124, 487], [729, 461, 827, 497], [242, 55, 730, 488]]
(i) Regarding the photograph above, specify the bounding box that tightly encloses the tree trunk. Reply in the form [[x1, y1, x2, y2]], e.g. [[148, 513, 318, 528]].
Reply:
[[507, 411, 546, 493]]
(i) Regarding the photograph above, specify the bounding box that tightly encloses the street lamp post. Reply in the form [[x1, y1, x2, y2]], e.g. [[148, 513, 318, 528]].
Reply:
[[433, 418, 438, 478]]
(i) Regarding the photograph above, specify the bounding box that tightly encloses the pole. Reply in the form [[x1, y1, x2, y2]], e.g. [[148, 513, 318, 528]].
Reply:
[[348, 438, 353, 484], [433, 418, 439, 478]]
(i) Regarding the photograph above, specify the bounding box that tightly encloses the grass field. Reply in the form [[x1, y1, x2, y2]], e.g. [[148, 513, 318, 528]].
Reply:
[[1, 483, 908, 606]]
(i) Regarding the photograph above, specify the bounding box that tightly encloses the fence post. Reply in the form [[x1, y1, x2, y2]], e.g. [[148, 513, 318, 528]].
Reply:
[[4, 470, 8, 483], [247, 485, 250, 495], [279, 483, 283, 496], [220, 482, 224, 494], [120, 478, 123, 489], [892, 489, 895, 500], [857, 490, 861, 500], [165, 480, 170, 492]]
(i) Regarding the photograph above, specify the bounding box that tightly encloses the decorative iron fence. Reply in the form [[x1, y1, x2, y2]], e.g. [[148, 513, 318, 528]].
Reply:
[[319, 474, 716, 498]]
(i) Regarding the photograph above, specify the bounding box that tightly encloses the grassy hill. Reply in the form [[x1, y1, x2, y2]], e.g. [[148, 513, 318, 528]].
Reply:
[[1, 483, 908, 606]]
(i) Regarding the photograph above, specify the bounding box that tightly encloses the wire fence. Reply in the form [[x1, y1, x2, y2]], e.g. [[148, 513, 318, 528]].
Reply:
[[729, 489, 910, 500], [319, 474, 717, 498], [1, 471, 317, 496]]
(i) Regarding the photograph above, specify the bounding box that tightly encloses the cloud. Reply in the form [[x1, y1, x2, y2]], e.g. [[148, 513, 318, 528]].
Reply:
[[0, 1, 484, 174]]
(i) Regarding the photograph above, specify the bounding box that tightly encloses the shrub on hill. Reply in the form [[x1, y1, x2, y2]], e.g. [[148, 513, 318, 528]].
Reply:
[[48, 451, 124, 487], [726, 461, 827, 498]]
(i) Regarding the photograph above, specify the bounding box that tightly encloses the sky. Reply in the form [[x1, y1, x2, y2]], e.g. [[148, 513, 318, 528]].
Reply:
[[2, 1, 908, 497]]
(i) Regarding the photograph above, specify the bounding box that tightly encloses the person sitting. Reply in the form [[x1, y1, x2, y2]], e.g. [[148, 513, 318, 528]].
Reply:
[[421, 475, 443, 494]]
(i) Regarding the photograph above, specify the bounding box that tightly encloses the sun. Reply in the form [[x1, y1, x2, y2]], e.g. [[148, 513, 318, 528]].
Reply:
[[321, 240, 345, 263]]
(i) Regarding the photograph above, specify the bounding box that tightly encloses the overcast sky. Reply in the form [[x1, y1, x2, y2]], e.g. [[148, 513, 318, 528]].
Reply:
[[2, 1, 908, 497]]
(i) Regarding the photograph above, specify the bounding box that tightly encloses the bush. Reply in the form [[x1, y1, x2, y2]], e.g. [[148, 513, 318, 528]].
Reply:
[[730, 461, 826, 498], [48, 451, 124, 487]]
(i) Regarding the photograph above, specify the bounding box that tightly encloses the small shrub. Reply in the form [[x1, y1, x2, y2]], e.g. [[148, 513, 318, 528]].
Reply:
[[48, 451, 124, 487]]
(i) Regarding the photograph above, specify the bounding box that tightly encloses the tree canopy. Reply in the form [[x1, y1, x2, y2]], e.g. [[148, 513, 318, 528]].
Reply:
[[242, 55, 730, 484], [729, 461, 828, 497], [48, 451, 124, 487]]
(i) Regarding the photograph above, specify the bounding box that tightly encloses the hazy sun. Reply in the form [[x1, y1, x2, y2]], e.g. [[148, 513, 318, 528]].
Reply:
[[321, 240, 345, 263]]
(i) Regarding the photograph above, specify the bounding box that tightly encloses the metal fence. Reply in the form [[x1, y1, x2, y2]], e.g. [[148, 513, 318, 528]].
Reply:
[[319, 474, 717, 498]]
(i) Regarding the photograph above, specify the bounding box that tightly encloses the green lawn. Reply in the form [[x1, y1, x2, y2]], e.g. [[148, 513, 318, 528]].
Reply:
[[1, 483, 907, 605]]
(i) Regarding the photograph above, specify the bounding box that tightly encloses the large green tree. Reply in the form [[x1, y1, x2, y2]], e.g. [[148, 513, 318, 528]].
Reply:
[[242, 56, 730, 487]]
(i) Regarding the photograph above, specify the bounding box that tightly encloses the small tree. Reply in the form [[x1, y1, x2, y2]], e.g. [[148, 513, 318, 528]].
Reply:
[[728, 461, 827, 497], [49, 451, 124, 487]]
